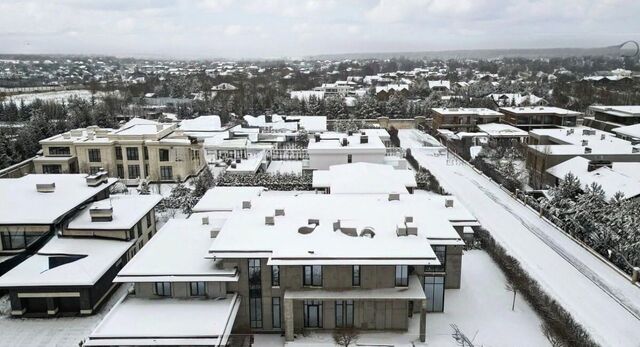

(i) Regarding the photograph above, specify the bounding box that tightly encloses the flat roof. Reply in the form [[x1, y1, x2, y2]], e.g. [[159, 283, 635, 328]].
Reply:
[[114, 123, 173, 136], [115, 218, 237, 283], [209, 193, 472, 265], [589, 105, 640, 117], [312, 163, 416, 194], [432, 107, 503, 116], [529, 127, 639, 155], [179, 115, 223, 132], [192, 186, 265, 213], [85, 294, 240, 346], [307, 130, 386, 151], [0, 236, 133, 287], [0, 174, 116, 225], [612, 123, 640, 139], [477, 123, 528, 137], [500, 106, 581, 115], [67, 195, 161, 231]]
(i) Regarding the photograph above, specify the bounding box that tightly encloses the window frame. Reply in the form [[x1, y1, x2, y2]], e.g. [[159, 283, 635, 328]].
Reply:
[[126, 147, 139, 161], [127, 164, 140, 179], [352, 265, 361, 287], [115, 146, 122, 160], [159, 148, 170, 162], [154, 282, 172, 296], [395, 265, 409, 287], [87, 148, 101, 163], [271, 265, 280, 287], [160, 166, 173, 180], [303, 265, 322, 287], [335, 300, 354, 328], [423, 275, 445, 312], [190, 281, 206, 296], [272, 297, 281, 329]]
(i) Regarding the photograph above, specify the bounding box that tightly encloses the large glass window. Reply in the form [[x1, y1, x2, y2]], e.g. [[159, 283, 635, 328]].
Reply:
[[48, 146, 70, 156], [128, 165, 140, 179], [395, 265, 408, 287], [335, 300, 354, 328], [303, 300, 323, 328], [89, 166, 101, 174], [159, 149, 170, 162], [154, 282, 172, 296], [1, 232, 40, 250], [143, 147, 149, 160], [115, 146, 122, 160], [88, 149, 101, 162], [190, 282, 206, 296], [116, 164, 124, 178], [271, 265, 280, 287], [42, 164, 62, 174], [248, 259, 263, 328], [424, 276, 445, 312], [126, 147, 139, 161], [160, 166, 173, 180], [352, 265, 360, 287], [426, 245, 446, 272], [303, 265, 322, 286], [272, 297, 281, 329]]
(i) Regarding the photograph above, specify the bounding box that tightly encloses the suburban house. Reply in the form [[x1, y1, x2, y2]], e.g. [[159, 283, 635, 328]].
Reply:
[[584, 105, 640, 132], [500, 106, 582, 130], [427, 80, 450, 92], [476, 123, 529, 145], [526, 126, 640, 188], [0, 173, 116, 276], [35, 122, 205, 184], [375, 84, 409, 101], [612, 123, 640, 142], [431, 108, 503, 132], [205, 192, 479, 343]]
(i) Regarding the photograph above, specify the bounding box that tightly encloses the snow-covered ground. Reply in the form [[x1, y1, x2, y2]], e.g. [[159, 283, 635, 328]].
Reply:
[[266, 161, 303, 175], [401, 132, 640, 347], [2, 90, 118, 106], [260, 250, 548, 347], [397, 129, 443, 149], [0, 284, 131, 347]]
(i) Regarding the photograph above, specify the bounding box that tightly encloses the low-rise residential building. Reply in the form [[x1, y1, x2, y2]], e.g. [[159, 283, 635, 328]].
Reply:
[[36, 123, 205, 184], [500, 106, 582, 130], [526, 126, 640, 188], [427, 80, 450, 92], [0, 173, 115, 276], [431, 108, 503, 131], [612, 123, 640, 142], [312, 163, 417, 194], [585, 105, 640, 132], [0, 194, 161, 316]]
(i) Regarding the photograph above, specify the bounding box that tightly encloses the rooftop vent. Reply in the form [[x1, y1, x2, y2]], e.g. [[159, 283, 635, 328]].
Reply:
[[202, 216, 209, 225], [235, 158, 241, 163], [90, 205, 113, 222], [581, 139, 589, 146], [242, 201, 251, 209], [445, 199, 454, 208], [388, 193, 400, 201], [275, 208, 285, 216], [86, 171, 108, 187], [340, 227, 358, 237], [632, 147, 640, 154], [308, 218, 319, 226], [314, 134, 321, 142], [36, 182, 56, 193], [405, 222, 418, 236], [230, 163, 237, 169], [396, 224, 407, 237], [341, 138, 348, 147], [600, 134, 606, 140], [584, 147, 593, 154], [587, 160, 612, 172], [333, 220, 341, 231], [405, 216, 413, 223], [360, 135, 368, 144], [298, 224, 317, 235], [265, 215, 275, 226], [360, 227, 375, 238]]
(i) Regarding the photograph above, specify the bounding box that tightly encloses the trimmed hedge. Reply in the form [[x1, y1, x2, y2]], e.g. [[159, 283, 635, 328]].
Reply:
[[216, 172, 313, 191], [476, 228, 599, 347]]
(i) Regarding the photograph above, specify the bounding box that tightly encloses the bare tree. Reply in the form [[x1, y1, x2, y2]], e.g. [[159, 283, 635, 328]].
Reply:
[[333, 327, 359, 347], [450, 324, 476, 347], [505, 281, 517, 311]]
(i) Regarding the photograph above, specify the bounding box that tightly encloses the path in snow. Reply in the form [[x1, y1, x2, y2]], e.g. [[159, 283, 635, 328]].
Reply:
[[399, 132, 640, 347]]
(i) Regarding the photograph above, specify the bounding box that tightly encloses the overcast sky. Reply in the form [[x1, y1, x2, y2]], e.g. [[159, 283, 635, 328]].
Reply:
[[0, 0, 638, 59]]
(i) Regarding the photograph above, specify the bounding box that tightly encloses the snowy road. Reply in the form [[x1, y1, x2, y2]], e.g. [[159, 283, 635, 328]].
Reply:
[[399, 131, 640, 347]]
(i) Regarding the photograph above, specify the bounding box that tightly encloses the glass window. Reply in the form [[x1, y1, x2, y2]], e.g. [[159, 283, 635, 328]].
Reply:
[[143, 147, 149, 160], [248, 259, 263, 328], [115, 146, 122, 160], [352, 265, 360, 287], [190, 282, 206, 296], [335, 300, 354, 328], [159, 149, 170, 162], [395, 265, 408, 287], [271, 265, 280, 287], [146, 213, 152, 228], [426, 245, 446, 272], [303, 300, 323, 328], [126, 147, 139, 161], [160, 166, 173, 180], [1, 232, 41, 250], [154, 282, 171, 296], [116, 164, 124, 178], [424, 276, 445, 312], [88, 149, 101, 162], [128, 165, 140, 179], [42, 164, 62, 174], [272, 297, 281, 329], [48, 146, 70, 156], [347, 154, 352, 163], [303, 265, 322, 286]]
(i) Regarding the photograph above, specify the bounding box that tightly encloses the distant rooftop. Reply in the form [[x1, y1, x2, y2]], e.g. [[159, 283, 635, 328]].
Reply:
[[500, 106, 581, 115], [307, 130, 386, 151], [432, 107, 503, 116], [179, 115, 223, 132], [192, 186, 265, 213], [589, 105, 640, 117], [529, 126, 640, 155], [477, 123, 528, 138]]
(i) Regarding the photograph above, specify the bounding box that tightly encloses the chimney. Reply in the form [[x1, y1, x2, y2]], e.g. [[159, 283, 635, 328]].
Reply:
[[265, 114, 272, 123], [341, 138, 348, 147], [202, 216, 209, 225], [396, 224, 407, 236], [581, 139, 588, 146], [584, 147, 592, 154], [36, 182, 56, 193], [242, 201, 251, 209], [314, 134, 321, 142], [265, 215, 275, 225], [388, 193, 400, 201], [333, 220, 341, 231], [90, 205, 113, 222], [360, 135, 368, 144], [275, 208, 285, 216], [86, 171, 107, 187], [405, 222, 418, 236], [445, 199, 454, 208], [405, 216, 413, 223]]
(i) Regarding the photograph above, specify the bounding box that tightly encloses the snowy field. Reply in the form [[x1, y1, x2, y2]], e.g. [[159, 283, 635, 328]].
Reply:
[[401, 134, 640, 347], [0, 284, 131, 347], [2, 90, 118, 106], [266, 161, 303, 175], [256, 251, 549, 347]]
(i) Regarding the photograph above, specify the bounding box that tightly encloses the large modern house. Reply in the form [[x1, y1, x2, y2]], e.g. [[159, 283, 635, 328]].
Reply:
[[0, 193, 161, 316], [431, 107, 503, 132], [0, 173, 116, 276], [500, 106, 582, 130], [584, 105, 640, 131]]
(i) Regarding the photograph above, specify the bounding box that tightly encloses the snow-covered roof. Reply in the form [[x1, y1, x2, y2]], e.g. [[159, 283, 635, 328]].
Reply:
[[285, 116, 327, 132], [477, 123, 528, 138], [179, 115, 223, 132], [209, 193, 473, 265], [85, 293, 240, 347], [66, 195, 162, 231], [114, 123, 174, 137], [375, 84, 409, 94], [432, 107, 502, 117], [529, 127, 640, 155], [192, 186, 266, 213], [313, 163, 416, 194], [612, 123, 640, 139], [546, 156, 640, 200], [116, 217, 238, 283], [307, 130, 386, 152], [428, 80, 450, 90], [500, 106, 581, 115], [589, 105, 640, 118], [290, 90, 325, 101], [0, 174, 116, 225], [120, 117, 158, 129], [0, 236, 133, 287]]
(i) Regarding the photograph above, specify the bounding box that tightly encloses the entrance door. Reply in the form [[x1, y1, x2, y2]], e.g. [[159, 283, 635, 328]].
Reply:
[[303, 300, 323, 328]]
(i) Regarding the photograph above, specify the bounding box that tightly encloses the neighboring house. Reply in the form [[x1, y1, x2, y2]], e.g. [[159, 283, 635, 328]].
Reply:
[[36, 123, 205, 184], [489, 93, 547, 107], [0, 173, 115, 276], [585, 105, 640, 132], [312, 163, 417, 194], [526, 127, 640, 188], [431, 108, 503, 132], [545, 156, 640, 200], [205, 191, 479, 342], [375, 84, 409, 101], [500, 106, 582, 130], [612, 123, 640, 142], [178, 115, 230, 140], [476, 123, 529, 145], [427, 80, 450, 92], [0, 194, 161, 316]]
